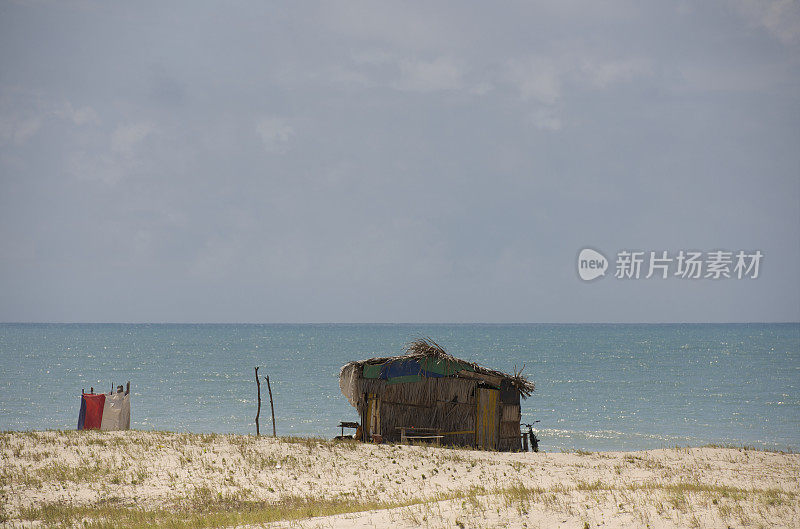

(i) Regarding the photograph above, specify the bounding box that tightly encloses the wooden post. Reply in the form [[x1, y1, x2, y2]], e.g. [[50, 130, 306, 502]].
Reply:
[[255, 367, 261, 436], [266, 375, 276, 437], [361, 394, 368, 442]]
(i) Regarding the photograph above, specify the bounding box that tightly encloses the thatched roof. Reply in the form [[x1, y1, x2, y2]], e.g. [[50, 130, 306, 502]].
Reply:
[[339, 338, 535, 405]]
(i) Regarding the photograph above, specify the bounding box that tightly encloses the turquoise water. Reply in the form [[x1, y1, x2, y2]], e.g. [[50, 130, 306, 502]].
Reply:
[[0, 323, 797, 452]]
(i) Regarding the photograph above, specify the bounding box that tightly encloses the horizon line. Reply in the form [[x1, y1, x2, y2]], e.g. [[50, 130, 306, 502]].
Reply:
[[1, 321, 798, 325]]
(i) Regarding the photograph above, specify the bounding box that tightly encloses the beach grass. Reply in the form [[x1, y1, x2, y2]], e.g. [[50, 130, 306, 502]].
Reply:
[[1, 430, 798, 528], [16, 493, 413, 529]]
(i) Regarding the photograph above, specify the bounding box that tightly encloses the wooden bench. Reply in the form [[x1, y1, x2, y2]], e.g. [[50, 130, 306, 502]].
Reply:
[[397, 427, 444, 445]]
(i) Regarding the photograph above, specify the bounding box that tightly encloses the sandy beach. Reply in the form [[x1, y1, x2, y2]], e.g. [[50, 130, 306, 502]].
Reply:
[[1, 430, 797, 528]]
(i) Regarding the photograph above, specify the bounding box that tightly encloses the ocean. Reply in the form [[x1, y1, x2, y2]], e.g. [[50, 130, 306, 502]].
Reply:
[[0, 323, 797, 452]]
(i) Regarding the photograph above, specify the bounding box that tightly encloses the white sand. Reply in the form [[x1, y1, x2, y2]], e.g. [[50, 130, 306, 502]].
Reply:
[[1, 430, 797, 528]]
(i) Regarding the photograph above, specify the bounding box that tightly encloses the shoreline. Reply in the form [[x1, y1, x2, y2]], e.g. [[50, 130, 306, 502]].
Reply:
[[2, 430, 798, 528]]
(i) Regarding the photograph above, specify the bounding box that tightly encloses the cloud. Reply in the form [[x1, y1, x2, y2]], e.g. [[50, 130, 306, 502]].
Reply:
[[394, 57, 464, 92], [67, 120, 157, 184], [531, 107, 562, 131], [504, 53, 650, 132], [505, 57, 564, 105], [329, 52, 477, 94], [733, 0, 800, 44], [506, 54, 651, 104], [1, 2, 797, 323], [0, 93, 98, 146], [0, 115, 42, 145], [579, 58, 652, 89], [111, 122, 155, 156], [55, 102, 99, 126], [256, 117, 294, 153]]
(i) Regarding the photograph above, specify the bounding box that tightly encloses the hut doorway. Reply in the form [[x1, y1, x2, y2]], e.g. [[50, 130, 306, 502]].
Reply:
[[365, 393, 381, 440], [475, 388, 500, 449]]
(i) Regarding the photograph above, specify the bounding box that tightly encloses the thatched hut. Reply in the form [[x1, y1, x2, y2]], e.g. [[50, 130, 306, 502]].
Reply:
[[339, 339, 534, 451]]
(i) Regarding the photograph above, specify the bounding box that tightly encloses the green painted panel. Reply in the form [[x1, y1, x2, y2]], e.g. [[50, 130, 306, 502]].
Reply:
[[386, 374, 423, 384], [362, 364, 383, 379], [459, 362, 475, 372], [420, 357, 474, 376], [362, 358, 475, 380], [419, 357, 446, 375]]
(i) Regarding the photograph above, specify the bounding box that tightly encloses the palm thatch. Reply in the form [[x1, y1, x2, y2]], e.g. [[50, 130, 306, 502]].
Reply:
[[404, 337, 450, 358], [406, 338, 535, 396], [339, 337, 535, 405]]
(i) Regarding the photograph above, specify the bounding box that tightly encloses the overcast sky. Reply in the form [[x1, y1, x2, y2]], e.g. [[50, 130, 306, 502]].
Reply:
[[1, 1, 798, 323]]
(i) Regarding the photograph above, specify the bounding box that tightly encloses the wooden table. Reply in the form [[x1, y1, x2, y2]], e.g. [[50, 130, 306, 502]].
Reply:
[[337, 421, 359, 438]]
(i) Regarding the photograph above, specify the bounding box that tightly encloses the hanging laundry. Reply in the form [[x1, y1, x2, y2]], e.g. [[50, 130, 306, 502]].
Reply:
[[77, 393, 105, 430]]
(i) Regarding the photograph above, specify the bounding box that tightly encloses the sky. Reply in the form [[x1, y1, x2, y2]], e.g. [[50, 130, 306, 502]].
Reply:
[[0, 1, 798, 323]]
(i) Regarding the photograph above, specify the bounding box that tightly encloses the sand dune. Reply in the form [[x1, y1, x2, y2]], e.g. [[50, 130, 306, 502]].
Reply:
[[1, 430, 797, 528]]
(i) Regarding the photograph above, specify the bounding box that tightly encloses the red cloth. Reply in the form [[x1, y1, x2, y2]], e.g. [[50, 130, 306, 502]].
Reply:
[[82, 393, 105, 429]]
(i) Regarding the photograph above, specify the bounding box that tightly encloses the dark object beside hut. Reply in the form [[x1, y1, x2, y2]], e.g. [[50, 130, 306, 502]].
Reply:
[[339, 338, 534, 451]]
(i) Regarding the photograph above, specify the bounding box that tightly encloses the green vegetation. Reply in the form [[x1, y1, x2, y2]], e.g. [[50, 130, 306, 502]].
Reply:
[[18, 493, 414, 529]]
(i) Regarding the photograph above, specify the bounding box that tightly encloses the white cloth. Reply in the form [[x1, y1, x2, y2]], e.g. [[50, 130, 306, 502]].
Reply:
[[339, 364, 359, 407], [100, 392, 130, 430]]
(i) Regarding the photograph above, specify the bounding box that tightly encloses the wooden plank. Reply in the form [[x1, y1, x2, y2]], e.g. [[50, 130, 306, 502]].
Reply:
[[381, 399, 475, 408], [501, 404, 520, 421], [366, 393, 381, 438], [440, 430, 475, 436], [455, 370, 504, 387], [476, 388, 500, 450]]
